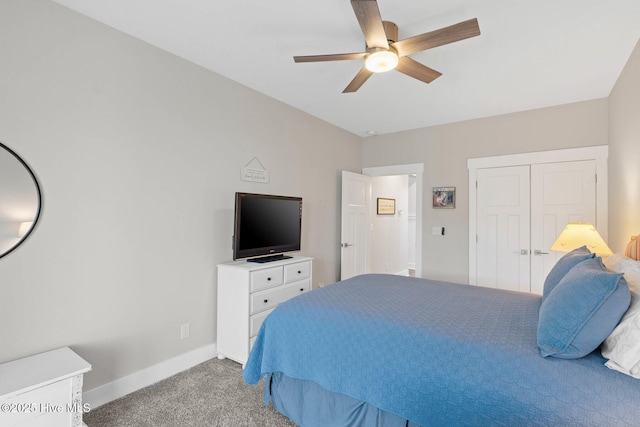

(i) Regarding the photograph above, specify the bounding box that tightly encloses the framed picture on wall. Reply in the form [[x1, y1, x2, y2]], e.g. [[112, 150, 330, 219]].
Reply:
[[433, 187, 455, 209], [377, 198, 396, 215]]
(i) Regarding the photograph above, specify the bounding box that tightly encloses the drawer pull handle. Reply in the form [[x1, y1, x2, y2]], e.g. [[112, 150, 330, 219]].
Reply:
[[298, 270, 302, 274], [300, 288, 304, 292], [263, 299, 269, 303], [267, 277, 271, 281]]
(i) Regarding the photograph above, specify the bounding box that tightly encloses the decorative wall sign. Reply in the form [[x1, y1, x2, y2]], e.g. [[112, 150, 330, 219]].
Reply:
[[433, 187, 456, 209], [377, 198, 396, 215], [241, 157, 270, 183]]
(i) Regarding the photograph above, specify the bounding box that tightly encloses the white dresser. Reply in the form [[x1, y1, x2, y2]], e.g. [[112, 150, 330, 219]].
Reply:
[[217, 255, 312, 365], [0, 347, 91, 427]]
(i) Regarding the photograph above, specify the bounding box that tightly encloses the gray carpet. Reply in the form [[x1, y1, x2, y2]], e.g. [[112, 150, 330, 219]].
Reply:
[[84, 358, 296, 427]]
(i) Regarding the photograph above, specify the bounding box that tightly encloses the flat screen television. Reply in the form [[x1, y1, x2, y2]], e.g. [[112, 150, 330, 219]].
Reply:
[[233, 192, 302, 262]]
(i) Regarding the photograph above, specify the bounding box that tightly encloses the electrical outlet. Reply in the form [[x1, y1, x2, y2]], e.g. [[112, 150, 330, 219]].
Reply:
[[180, 323, 190, 340]]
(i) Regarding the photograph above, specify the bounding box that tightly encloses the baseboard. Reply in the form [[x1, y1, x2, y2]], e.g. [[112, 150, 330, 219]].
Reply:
[[83, 343, 217, 409], [396, 269, 410, 276]]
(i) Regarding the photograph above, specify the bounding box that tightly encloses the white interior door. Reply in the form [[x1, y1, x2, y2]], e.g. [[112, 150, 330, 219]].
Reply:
[[341, 171, 371, 280], [476, 166, 531, 292], [530, 160, 597, 293]]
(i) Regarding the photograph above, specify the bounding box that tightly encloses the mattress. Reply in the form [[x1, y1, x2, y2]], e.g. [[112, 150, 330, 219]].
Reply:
[[243, 274, 640, 426]]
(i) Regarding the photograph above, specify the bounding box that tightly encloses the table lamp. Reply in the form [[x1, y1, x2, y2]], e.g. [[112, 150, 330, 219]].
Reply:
[[550, 223, 613, 256]]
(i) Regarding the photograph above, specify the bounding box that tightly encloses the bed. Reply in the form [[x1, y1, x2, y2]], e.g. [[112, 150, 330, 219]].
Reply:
[[243, 264, 640, 426]]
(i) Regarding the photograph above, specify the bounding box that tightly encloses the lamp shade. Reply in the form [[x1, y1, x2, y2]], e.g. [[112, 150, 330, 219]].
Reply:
[[550, 223, 612, 256]]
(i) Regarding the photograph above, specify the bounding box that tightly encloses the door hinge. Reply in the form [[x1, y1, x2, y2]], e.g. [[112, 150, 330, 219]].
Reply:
[[595, 173, 598, 183], [475, 180, 478, 189]]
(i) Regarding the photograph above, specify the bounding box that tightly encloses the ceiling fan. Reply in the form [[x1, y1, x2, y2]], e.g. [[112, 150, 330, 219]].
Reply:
[[294, 0, 481, 93]]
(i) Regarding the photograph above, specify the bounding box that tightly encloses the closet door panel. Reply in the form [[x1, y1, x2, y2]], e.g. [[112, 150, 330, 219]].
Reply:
[[530, 160, 597, 294], [476, 166, 530, 292]]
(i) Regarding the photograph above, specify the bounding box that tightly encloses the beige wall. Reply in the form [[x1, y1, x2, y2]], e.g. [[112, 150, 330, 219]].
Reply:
[[363, 99, 609, 283], [609, 40, 640, 252], [0, 0, 361, 390]]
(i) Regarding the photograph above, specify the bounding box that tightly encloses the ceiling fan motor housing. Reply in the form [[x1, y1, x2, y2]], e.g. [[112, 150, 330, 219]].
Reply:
[[381, 21, 398, 45]]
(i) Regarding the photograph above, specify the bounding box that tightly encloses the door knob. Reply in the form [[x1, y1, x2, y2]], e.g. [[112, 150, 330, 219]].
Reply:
[[534, 250, 549, 256], [520, 249, 529, 255], [341, 243, 354, 248]]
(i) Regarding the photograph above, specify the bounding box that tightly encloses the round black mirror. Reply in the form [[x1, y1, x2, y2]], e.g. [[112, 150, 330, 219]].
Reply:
[[0, 142, 41, 259]]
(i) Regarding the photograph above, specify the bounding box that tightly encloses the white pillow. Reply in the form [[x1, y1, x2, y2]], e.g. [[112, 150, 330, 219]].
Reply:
[[602, 269, 640, 377], [625, 259, 640, 274], [603, 253, 640, 275]]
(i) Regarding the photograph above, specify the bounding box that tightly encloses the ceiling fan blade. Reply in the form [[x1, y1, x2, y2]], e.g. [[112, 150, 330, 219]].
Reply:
[[294, 52, 367, 63], [392, 18, 480, 57], [351, 0, 389, 49], [395, 57, 442, 84], [343, 67, 374, 93]]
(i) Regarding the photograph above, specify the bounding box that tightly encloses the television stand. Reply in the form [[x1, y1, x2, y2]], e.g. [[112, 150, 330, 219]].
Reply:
[[217, 256, 313, 365], [247, 254, 292, 263]]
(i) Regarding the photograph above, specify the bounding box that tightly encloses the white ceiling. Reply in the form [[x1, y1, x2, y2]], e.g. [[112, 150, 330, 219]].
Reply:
[[51, 0, 640, 137]]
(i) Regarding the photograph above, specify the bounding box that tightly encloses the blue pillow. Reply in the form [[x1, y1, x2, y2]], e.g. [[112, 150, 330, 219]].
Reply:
[[542, 245, 594, 302], [538, 257, 630, 359]]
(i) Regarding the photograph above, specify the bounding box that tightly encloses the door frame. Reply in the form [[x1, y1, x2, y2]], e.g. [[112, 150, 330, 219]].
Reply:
[[362, 163, 424, 278], [467, 145, 608, 286]]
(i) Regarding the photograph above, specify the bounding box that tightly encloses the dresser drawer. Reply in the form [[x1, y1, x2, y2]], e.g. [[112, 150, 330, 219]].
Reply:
[[284, 261, 311, 284], [250, 308, 273, 338], [250, 266, 284, 292], [250, 280, 310, 315], [1, 378, 72, 426]]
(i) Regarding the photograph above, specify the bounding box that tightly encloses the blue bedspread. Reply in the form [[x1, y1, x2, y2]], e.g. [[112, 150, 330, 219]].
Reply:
[[243, 274, 640, 426]]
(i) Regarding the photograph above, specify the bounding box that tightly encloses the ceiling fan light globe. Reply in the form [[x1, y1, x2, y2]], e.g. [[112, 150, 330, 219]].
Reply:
[[365, 51, 398, 73]]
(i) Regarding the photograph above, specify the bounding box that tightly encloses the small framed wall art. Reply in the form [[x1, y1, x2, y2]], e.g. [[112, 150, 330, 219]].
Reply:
[[377, 198, 396, 215], [433, 187, 456, 209]]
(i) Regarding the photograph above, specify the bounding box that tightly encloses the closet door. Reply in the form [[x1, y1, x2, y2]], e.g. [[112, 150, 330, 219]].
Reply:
[[476, 166, 531, 292], [469, 146, 607, 293], [529, 161, 597, 294]]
